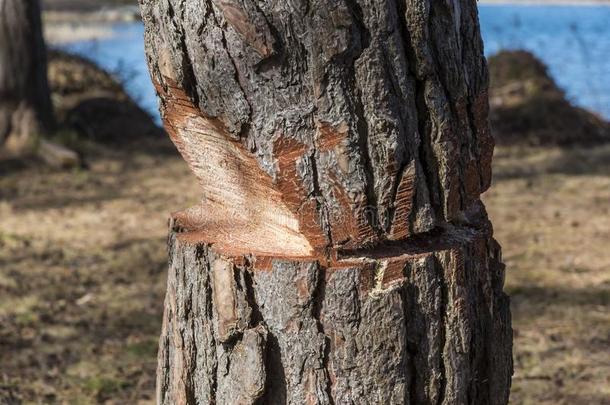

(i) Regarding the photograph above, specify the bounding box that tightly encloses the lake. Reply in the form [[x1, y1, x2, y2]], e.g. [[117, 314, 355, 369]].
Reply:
[[58, 4, 610, 121]]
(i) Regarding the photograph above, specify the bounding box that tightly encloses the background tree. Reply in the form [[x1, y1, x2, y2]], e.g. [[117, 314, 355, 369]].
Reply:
[[139, 0, 513, 403], [0, 0, 53, 156]]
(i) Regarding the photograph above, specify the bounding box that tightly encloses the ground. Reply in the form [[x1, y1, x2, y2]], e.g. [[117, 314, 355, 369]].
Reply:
[[0, 138, 199, 404], [485, 145, 610, 404], [2, 137, 609, 404]]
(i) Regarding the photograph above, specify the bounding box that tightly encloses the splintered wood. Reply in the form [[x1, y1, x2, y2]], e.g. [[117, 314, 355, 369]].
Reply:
[[154, 78, 437, 262], [156, 80, 314, 258], [141, 0, 499, 262], [155, 79, 389, 259], [152, 75, 496, 268]]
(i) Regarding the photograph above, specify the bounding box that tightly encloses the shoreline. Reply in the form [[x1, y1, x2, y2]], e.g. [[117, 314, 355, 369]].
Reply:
[[41, 0, 610, 43], [479, 0, 610, 4], [41, 1, 610, 25], [42, 5, 140, 43], [43, 5, 140, 24], [42, 0, 610, 24]]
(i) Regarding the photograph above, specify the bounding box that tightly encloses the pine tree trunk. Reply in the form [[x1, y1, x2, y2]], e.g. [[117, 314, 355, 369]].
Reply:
[[0, 0, 54, 156], [140, 0, 513, 403]]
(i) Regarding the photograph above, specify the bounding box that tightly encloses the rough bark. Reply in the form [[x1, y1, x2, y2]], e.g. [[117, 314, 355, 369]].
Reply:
[[0, 0, 54, 156], [140, 0, 513, 403], [158, 212, 511, 405]]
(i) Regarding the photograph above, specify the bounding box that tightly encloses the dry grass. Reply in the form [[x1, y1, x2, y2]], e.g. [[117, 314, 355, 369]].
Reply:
[[1, 141, 608, 403], [485, 145, 610, 404], [0, 140, 200, 404]]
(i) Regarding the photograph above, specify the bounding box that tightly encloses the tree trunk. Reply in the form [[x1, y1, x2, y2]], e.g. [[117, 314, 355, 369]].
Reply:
[[140, 0, 513, 403], [0, 0, 54, 156]]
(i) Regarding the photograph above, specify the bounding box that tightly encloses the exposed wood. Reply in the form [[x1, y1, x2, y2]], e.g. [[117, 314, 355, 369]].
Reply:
[[140, 0, 495, 253], [0, 0, 54, 157], [155, 80, 315, 258], [139, 0, 512, 403]]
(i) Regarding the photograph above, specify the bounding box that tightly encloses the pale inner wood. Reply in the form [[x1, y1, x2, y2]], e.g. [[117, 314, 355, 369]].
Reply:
[[167, 103, 314, 258]]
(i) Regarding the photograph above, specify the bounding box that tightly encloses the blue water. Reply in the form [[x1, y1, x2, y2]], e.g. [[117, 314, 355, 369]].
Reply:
[[59, 23, 158, 119], [480, 5, 610, 118], [58, 5, 610, 120]]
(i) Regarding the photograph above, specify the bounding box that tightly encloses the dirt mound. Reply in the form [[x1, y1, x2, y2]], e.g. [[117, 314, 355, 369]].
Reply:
[[47, 50, 164, 145], [488, 50, 610, 146], [48, 50, 124, 97]]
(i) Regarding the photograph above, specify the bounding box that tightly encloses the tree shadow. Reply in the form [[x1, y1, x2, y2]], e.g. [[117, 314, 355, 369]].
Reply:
[[64, 96, 176, 156], [0, 157, 36, 176], [509, 284, 610, 308], [491, 96, 610, 148], [492, 143, 610, 181]]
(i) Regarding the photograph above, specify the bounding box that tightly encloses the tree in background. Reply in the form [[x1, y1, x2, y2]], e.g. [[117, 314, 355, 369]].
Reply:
[[0, 0, 53, 155], [140, 0, 512, 403]]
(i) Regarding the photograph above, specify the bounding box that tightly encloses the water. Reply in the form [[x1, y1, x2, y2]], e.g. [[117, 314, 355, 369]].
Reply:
[[480, 5, 610, 118], [57, 5, 610, 120], [58, 23, 158, 120]]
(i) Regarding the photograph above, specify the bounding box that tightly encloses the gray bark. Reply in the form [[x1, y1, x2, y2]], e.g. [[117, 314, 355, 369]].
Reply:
[[139, 0, 513, 403], [0, 0, 54, 156], [158, 213, 511, 405]]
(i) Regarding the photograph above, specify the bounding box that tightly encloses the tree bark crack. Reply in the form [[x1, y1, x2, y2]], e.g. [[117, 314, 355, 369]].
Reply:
[[436, 255, 449, 405], [312, 268, 335, 405], [397, 2, 438, 224], [210, 1, 253, 138]]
